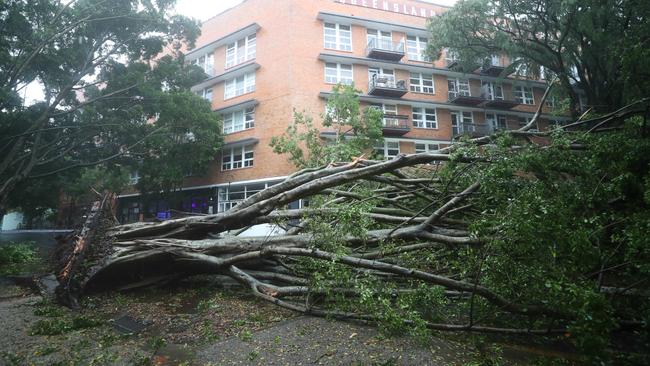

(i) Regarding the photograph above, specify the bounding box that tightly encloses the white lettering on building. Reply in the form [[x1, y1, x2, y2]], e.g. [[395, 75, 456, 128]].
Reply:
[[335, 0, 437, 18]]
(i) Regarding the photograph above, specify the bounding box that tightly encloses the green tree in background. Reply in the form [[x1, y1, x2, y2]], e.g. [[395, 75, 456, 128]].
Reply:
[[427, 0, 650, 117], [0, 0, 222, 218]]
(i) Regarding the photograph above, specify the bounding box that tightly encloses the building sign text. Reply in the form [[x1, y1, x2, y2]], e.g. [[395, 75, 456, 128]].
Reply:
[[334, 0, 438, 18]]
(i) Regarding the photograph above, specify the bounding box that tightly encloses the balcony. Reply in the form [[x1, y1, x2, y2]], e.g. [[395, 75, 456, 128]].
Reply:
[[366, 38, 405, 61], [445, 58, 460, 70], [448, 91, 485, 106], [381, 114, 410, 136], [368, 76, 408, 98], [480, 58, 513, 77], [479, 85, 518, 109], [482, 99, 519, 109], [453, 123, 495, 139]]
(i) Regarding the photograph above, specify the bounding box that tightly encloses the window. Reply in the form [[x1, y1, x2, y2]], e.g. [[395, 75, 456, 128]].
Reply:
[[221, 144, 254, 170], [518, 116, 538, 130], [546, 96, 556, 108], [128, 171, 140, 185], [447, 78, 470, 99], [368, 67, 395, 88], [374, 140, 400, 159], [367, 29, 392, 50], [325, 63, 353, 85], [217, 182, 271, 212], [225, 34, 256, 68], [199, 88, 213, 101], [371, 104, 399, 127], [539, 66, 551, 80], [412, 107, 437, 129], [486, 113, 508, 131], [415, 143, 440, 153], [487, 54, 502, 67], [406, 35, 430, 62], [444, 48, 459, 64], [223, 107, 255, 134], [451, 111, 474, 134], [514, 85, 534, 105], [513, 57, 529, 77], [324, 23, 352, 51], [410, 73, 434, 94], [224, 72, 255, 99], [194, 54, 214, 76], [481, 81, 503, 100]]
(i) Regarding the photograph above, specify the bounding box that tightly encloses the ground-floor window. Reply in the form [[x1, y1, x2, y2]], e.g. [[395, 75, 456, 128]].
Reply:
[[374, 140, 400, 160], [217, 181, 280, 213], [415, 142, 440, 153]]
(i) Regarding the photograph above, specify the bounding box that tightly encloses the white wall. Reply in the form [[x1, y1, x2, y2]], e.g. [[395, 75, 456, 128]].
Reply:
[[1, 212, 24, 231]]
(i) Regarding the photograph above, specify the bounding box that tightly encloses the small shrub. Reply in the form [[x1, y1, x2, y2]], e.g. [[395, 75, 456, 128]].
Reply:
[[0, 242, 36, 275], [240, 329, 253, 342]]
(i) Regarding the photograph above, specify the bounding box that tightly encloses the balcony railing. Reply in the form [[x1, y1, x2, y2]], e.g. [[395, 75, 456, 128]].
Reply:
[[445, 58, 460, 69], [448, 91, 485, 106], [479, 85, 518, 109], [480, 58, 512, 77], [366, 38, 405, 61], [453, 123, 495, 138], [368, 76, 408, 97], [381, 114, 410, 136]]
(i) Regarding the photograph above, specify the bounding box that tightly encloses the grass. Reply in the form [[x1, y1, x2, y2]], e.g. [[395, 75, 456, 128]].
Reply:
[[147, 336, 167, 352], [0, 351, 25, 366], [29, 316, 104, 336], [33, 302, 66, 317]]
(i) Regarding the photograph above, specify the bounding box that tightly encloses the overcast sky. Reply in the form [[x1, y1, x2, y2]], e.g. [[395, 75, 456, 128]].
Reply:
[[173, 0, 457, 22]]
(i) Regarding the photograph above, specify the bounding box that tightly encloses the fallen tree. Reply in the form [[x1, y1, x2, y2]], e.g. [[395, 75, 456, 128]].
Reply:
[[55, 99, 650, 363]]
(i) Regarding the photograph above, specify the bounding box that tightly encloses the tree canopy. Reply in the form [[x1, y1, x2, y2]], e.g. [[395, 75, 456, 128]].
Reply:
[[426, 0, 650, 117], [0, 0, 222, 215]]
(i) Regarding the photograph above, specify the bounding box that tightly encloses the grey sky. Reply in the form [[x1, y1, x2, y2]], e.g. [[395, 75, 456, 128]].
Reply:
[[173, 0, 457, 22]]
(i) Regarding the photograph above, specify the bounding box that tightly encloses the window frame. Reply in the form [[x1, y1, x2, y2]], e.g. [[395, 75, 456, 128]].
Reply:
[[412, 107, 438, 129], [225, 33, 256, 69], [224, 72, 256, 100], [325, 63, 353, 85], [374, 140, 400, 160], [481, 81, 504, 100], [514, 85, 535, 105], [200, 88, 213, 102], [222, 106, 255, 134], [406, 35, 430, 62], [217, 181, 274, 212], [451, 111, 474, 134], [371, 103, 399, 127], [414, 142, 440, 154], [221, 144, 254, 171], [409, 72, 434, 94], [447, 78, 470, 99], [486, 113, 508, 131], [324, 23, 352, 51], [366, 29, 392, 50], [194, 54, 214, 76]]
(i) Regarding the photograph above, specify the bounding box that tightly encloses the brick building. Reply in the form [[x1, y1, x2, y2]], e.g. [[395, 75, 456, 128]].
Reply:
[[117, 0, 568, 222]]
